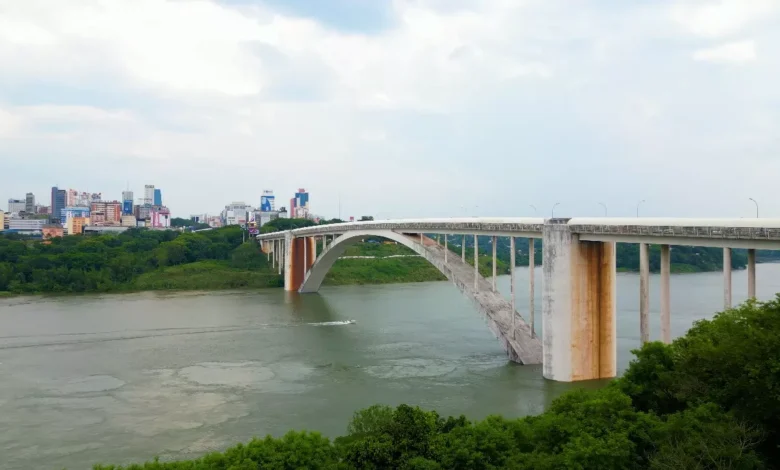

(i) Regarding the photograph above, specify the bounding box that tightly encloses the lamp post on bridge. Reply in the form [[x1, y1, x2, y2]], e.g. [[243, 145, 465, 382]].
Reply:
[[551, 202, 560, 218], [749, 198, 759, 218], [636, 200, 645, 217], [598, 202, 607, 217], [529, 205, 537, 215]]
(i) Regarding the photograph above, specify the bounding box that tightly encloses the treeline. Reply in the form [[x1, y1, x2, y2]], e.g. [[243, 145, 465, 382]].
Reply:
[[0, 227, 271, 294], [94, 297, 780, 469]]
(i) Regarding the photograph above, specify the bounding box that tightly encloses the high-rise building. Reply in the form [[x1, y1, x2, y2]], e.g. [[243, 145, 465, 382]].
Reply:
[[66, 189, 78, 206], [25, 193, 35, 213], [290, 188, 310, 219], [260, 190, 275, 212], [90, 201, 122, 225], [144, 185, 155, 206], [153, 189, 162, 206], [0, 210, 5, 231], [7, 199, 25, 213], [150, 206, 170, 228], [221, 202, 254, 226], [122, 190, 134, 215], [50, 187, 66, 223]]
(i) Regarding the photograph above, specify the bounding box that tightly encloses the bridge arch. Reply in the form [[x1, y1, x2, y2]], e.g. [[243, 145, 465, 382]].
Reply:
[[298, 230, 542, 364]]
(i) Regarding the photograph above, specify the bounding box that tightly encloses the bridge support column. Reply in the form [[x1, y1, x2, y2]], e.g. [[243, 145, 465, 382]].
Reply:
[[474, 234, 478, 290], [639, 242, 650, 344], [462, 235, 465, 262], [543, 221, 616, 382], [510, 237, 516, 338], [529, 238, 535, 338], [444, 235, 448, 263], [660, 245, 671, 344], [724, 248, 732, 309], [284, 236, 316, 291], [748, 249, 756, 299], [492, 236, 497, 292]]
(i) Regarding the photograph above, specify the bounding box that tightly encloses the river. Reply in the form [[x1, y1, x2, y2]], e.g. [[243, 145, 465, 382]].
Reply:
[[1, 263, 779, 469]]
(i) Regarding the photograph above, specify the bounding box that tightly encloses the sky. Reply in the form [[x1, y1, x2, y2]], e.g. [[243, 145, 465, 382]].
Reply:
[[0, 0, 778, 219]]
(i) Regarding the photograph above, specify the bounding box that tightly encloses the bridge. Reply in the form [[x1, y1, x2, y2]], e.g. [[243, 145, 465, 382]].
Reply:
[[257, 217, 780, 382]]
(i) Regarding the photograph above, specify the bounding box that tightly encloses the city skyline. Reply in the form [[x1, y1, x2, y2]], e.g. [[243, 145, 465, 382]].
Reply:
[[1, 1, 778, 218]]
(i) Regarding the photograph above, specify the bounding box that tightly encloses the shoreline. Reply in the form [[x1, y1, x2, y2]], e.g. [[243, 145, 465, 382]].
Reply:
[[0, 261, 764, 300]]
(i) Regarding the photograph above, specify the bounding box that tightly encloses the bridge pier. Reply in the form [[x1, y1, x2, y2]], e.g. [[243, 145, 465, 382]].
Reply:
[[724, 247, 732, 309], [660, 244, 671, 344], [543, 221, 616, 382], [639, 242, 650, 344], [529, 238, 535, 338], [284, 235, 316, 291], [748, 248, 756, 299]]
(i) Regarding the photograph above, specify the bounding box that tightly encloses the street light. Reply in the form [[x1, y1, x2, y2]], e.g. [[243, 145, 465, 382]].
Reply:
[[598, 202, 607, 216], [529, 205, 538, 215], [749, 198, 759, 218], [551, 202, 560, 218], [636, 200, 646, 217]]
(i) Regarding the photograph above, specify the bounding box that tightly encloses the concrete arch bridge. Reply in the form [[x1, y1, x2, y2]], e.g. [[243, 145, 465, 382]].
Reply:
[[257, 217, 780, 382]]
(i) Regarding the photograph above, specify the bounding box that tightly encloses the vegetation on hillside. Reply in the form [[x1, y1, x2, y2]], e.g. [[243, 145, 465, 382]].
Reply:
[[0, 227, 280, 295], [94, 297, 780, 469]]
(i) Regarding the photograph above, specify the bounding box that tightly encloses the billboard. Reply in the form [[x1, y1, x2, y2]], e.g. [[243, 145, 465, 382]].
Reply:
[[260, 195, 275, 212], [122, 200, 133, 215]]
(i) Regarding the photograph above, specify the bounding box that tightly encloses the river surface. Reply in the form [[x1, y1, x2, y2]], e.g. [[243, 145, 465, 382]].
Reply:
[[1, 264, 779, 469]]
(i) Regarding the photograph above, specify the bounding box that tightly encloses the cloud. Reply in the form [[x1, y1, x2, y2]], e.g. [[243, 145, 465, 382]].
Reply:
[[693, 40, 757, 63], [0, 0, 779, 219], [671, 0, 777, 38]]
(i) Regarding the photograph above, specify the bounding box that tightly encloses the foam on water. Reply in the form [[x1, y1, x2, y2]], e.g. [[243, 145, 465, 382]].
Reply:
[[308, 320, 356, 326]]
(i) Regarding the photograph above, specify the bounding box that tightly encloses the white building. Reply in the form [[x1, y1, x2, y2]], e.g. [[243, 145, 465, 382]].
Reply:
[[8, 219, 47, 231], [221, 202, 254, 226], [7, 199, 25, 214], [144, 185, 155, 206]]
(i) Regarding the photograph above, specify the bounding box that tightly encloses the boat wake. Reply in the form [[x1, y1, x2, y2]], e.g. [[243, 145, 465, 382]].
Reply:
[[308, 320, 356, 326]]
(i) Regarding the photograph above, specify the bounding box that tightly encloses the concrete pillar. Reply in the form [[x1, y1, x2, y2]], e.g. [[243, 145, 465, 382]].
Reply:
[[724, 247, 732, 309], [461, 235, 465, 262], [660, 244, 671, 344], [303, 236, 308, 281], [510, 237, 516, 339], [543, 221, 616, 382], [278, 240, 282, 275], [473, 234, 478, 290], [491, 236, 497, 292], [437, 234, 440, 246], [284, 234, 295, 291], [529, 238, 535, 338], [748, 248, 756, 299], [639, 242, 650, 344], [444, 235, 448, 263], [420, 233, 424, 246]]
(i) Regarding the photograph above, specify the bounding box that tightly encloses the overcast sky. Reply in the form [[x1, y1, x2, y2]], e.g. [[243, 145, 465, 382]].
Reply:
[[1, 0, 778, 219]]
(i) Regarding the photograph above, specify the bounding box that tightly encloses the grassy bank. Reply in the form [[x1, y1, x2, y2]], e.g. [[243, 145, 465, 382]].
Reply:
[[133, 261, 283, 291], [324, 241, 509, 286]]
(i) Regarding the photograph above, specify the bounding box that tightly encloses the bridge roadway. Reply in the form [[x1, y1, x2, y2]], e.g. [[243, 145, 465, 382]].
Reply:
[[258, 217, 780, 382]]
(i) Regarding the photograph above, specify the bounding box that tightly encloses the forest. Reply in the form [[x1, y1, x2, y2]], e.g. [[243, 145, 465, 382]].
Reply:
[[93, 297, 780, 469], [0, 226, 281, 295]]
